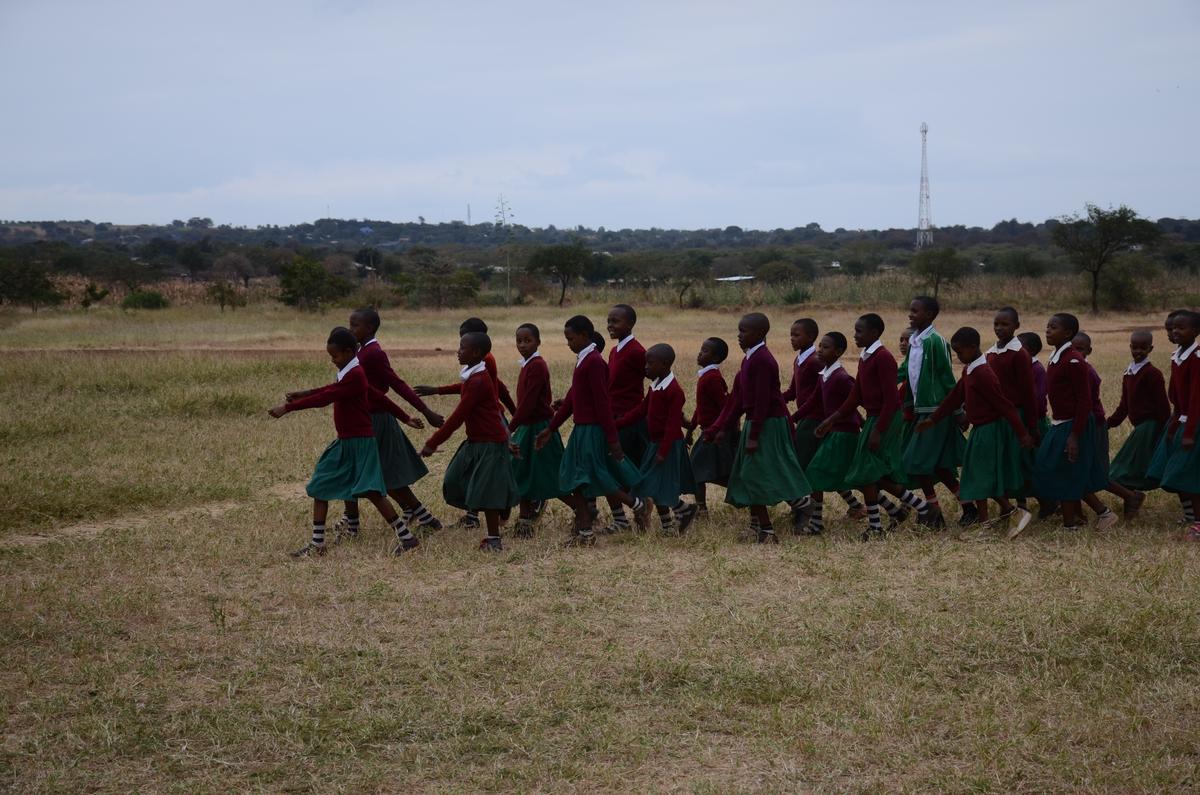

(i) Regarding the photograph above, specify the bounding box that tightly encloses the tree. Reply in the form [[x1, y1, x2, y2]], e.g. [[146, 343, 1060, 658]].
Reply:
[[527, 240, 590, 306], [207, 280, 245, 312], [278, 257, 352, 309], [212, 251, 261, 288], [186, 216, 213, 229], [911, 246, 970, 298], [0, 256, 65, 312], [1052, 204, 1161, 313], [674, 250, 712, 308], [755, 260, 799, 284]]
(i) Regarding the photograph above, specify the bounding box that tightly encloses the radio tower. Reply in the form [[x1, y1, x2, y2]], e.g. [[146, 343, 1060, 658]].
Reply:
[[917, 122, 933, 249]]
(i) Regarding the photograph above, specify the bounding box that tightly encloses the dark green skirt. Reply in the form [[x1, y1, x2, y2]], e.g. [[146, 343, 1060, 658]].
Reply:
[[725, 417, 810, 507], [443, 441, 520, 511], [1033, 418, 1099, 501], [306, 436, 387, 501], [560, 424, 641, 498], [902, 410, 965, 476], [959, 421, 1024, 501], [845, 415, 906, 487], [1110, 420, 1162, 491], [806, 430, 859, 493], [792, 418, 821, 468], [1037, 416, 1051, 438], [894, 417, 916, 487], [631, 439, 696, 505], [511, 420, 565, 501], [1160, 426, 1200, 494], [1146, 424, 1179, 491], [371, 412, 428, 490], [690, 432, 736, 484], [619, 419, 650, 466]]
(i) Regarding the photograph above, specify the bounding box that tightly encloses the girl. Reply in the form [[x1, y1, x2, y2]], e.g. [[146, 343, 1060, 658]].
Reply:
[[1150, 311, 1200, 539], [1107, 330, 1169, 517], [1147, 310, 1197, 527], [604, 304, 649, 533], [799, 332, 861, 535], [782, 318, 822, 531], [508, 323, 566, 537], [686, 337, 734, 519]]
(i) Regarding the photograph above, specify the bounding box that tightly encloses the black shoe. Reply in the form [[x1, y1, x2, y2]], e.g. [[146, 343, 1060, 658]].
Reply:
[[957, 504, 980, 528], [675, 503, 699, 535], [531, 500, 546, 519], [791, 502, 814, 534], [1037, 500, 1060, 520], [564, 532, 596, 548], [290, 541, 326, 558], [417, 516, 443, 532], [454, 513, 480, 530], [756, 529, 779, 544], [919, 510, 946, 530], [391, 536, 420, 555], [859, 527, 887, 542], [479, 536, 503, 552], [512, 518, 536, 538], [885, 508, 910, 532]]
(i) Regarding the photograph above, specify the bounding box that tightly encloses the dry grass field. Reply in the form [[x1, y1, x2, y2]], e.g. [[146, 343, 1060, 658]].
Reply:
[[2, 302, 1198, 793]]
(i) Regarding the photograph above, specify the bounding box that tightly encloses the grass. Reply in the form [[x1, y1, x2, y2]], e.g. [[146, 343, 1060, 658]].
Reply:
[[2, 303, 1199, 792]]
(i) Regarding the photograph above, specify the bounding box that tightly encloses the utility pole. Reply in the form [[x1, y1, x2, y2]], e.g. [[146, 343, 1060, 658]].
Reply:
[[917, 122, 933, 249], [494, 195, 514, 307]]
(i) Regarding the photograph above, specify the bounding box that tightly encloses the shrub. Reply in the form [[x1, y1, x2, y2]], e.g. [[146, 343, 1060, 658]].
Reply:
[[1099, 253, 1158, 311], [781, 285, 811, 305], [121, 290, 170, 310]]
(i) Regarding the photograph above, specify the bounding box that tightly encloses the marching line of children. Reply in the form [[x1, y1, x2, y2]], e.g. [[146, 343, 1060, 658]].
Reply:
[[269, 301, 1200, 556]]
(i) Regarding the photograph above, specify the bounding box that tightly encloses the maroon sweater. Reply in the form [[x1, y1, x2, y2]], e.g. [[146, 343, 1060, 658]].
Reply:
[[796, 364, 862, 433], [617, 376, 686, 450], [425, 370, 509, 450], [1170, 346, 1200, 440], [285, 364, 411, 438], [549, 349, 619, 444], [689, 368, 728, 430], [1031, 360, 1048, 422], [1086, 363, 1105, 421], [709, 345, 789, 440], [509, 355, 553, 430], [436, 352, 517, 416], [782, 348, 824, 422], [987, 342, 1037, 434], [835, 343, 901, 432], [357, 340, 432, 414], [929, 359, 1025, 434], [1108, 362, 1170, 428], [608, 337, 647, 417], [1046, 344, 1091, 437]]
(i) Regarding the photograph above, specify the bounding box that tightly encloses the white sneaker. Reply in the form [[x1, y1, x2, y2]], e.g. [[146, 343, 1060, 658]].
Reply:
[[1095, 510, 1119, 531], [1007, 508, 1033, 540]]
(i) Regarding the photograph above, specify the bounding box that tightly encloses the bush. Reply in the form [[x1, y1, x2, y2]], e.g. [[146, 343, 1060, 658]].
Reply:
[[781, 285, 811, 305], [346, 280, 403, 309], [279, 258, 353, 310], [1100, 253, 1158, 311], [121, 290, 170, 310], [755, 260, 799, 284]]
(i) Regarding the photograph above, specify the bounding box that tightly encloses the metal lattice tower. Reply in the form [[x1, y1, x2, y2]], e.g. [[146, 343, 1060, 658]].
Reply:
[[917, 122, 933, 249]]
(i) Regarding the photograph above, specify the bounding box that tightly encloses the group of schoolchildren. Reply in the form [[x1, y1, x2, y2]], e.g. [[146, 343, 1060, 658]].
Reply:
[[268, 299, 1200, 557]]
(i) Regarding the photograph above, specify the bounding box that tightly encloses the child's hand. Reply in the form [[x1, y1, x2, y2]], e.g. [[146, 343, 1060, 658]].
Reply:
[[608, 442, 625, 461], [814, 418, 832, 438], [915, 419, 934, 433], [957, 415, 970, 432], [285, 391, 305, 402], [867, 426, 881, 452], [685, 429, 695, 447], [534, 429, 551, 450], [713, 429, 726, 444], [267, 405, 287, 418], [419, 444, 436, 458], [744, 437, 759, 456], [404, 417, 425, 430], [1018, 433, 1035, 449], [1065, 435, 1079, 462], [551, 399, 564, 412], [414, 385, 436, 397], [509, 442, 522, 459], [424, 410, 445, 428]]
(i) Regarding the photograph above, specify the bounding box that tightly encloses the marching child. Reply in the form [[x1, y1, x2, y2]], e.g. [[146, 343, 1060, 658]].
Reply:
[[603, 304, 649, 533], [419, 332, 520, 552], [782, 318, 823, 529], [705, 312, 811, 543], [1148, 310, 1200, 538], [987, 308, 1039, 441], [1018, 330, 1057, 518], [536, 315, 651, 546], [798, 332, 862, 535], [508, 323, 565, 538], [618, 343, 699, 535], [269, 327, 421, 558], [1147, 310, 1197, 527], [917, 327, 1035, 537], [1106, 330, 1170, 517], [1072, 332, 1129, 527], [686, 337, 734, 519]]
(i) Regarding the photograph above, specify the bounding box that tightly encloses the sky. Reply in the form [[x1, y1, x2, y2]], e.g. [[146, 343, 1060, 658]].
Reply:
[[1, 0, 1198, 231]]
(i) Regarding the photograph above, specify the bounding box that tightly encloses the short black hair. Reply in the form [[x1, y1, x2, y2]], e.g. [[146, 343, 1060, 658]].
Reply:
[[859, 313, 885, 334], [950, 326, 981, 348], [646, 342, 675, 366], [913, 295, 940, 318], [1073, 331, 1092, 346], [590, 330, 606, 352], [705, 337, 729, 363], [793, 318, 819, 339], [352, 307, 381, 333], [824, 331, 847, 353], [461, 331, 492, 357], [564, 315, 594, 336], [517, 322, 540, 341], [1130, 329, 1154, 344], [1017, 331, 1042, 356], [1178, 310, 1200, 330], [997, 306, 1019, 324], [459, 317, 488, 334], [741, 312, 770, 334], [1051, 312, 1080, 337], [899, 327, 913, 339], [328, 326, 358, 352], [612, 304, 637, 325]]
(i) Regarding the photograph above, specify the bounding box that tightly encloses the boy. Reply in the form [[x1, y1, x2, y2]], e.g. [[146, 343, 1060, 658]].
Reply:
[[1107, 330, 1170, 516], [603, 303, 649, 533], [917, 327, 1034, 538], [269, 327, 422, 557], [902, 296, 967, 527], [705, 313, 810, 543], [420, 332, 521, 552], [686, 337, 734, 519], [781, 318, 823, 531], [619, 343, 699, 535]]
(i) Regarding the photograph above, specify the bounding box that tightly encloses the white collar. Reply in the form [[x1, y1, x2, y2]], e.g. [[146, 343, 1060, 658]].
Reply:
[[697, 364, 721, 378], [966, 355, 988, 375], [744, 341, 766, 359], [1171, 344, 1183, 364], [575, 342, 597, 368], [987, 338, 1022, 355], [1030, 355, 1040, 365], [819, 361, 844, 381], [796, 345, 816, 367], [1125, 358, 1150, 376], [651, 372, 676, 391], [1048, 342, 1073, 365], [336, 357, 360, 382], [460, 361, 487, 381], [519, 351, 541, 368], [1177, 341, 1199, 363], [910, 325, 935, 345], [362, 338, 379, 348], [860, 340, 882, 360], [615, 335, 635, 353]]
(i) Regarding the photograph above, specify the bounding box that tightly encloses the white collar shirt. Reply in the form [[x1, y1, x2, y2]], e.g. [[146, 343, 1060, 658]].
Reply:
[[615, 335, 635, 353], [519, 351, 541, 368], [796, 346, 816, 367], [336, 357, 360, 382], [1125, 359, 1150, 376], [651, 372, 676, 392], [460, 361, 487, 381], [697, 364, 721, 378], [1048, 342, 1074, 365], [966, 355, 988, 375], [820, 361, 844, 381], [575, 342, 597, 368], [860, 340, 883, 360], [986, 338, 1022, 356], [744, 341, 766, 359], [908, 325, 935, 394]]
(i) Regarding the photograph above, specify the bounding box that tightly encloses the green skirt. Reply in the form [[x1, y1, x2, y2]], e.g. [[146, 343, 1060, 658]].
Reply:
[[1033, 418, 1099, 501], [1110, 420, 1162, 491], [959, 421, 1025, 501], [792, 418, 821, 468], [1037, 415, 1051, 438], [690, 432, 736, 484], [844, 415, 906, 487], [631, 439, 696, 505], [725, 417, 811, 507], [806, 430, 859, 493], [1160, 426, 1200, 494], [306, 436, 387, 501], [443, 441, 520, 511], [511, 420, 565, 501], [1146, 424, 1179, 491], [618, 419, 650, 466], [560, 423, 642, 498], [894, 417, 916, 487], [902, 410, 965, 476], [371, 412, 428, 490]]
